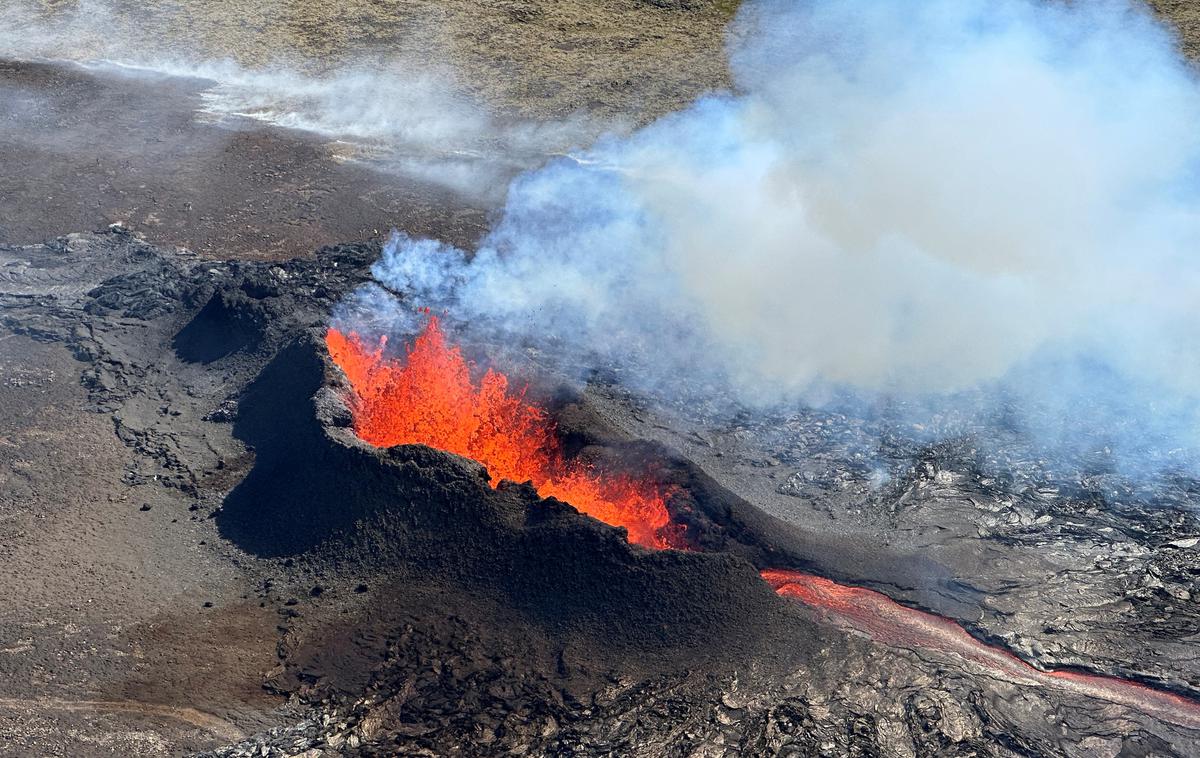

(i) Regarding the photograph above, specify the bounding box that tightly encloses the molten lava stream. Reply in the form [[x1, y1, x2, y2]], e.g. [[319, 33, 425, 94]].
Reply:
[[762, 569, 1200, 730], [325, 317, 1200, 729], [325, 317, 680, 549]]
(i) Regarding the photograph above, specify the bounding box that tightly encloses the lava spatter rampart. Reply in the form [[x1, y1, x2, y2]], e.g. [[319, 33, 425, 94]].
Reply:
[[325, 316, 680, 549], [762, 569, 1200, 730]]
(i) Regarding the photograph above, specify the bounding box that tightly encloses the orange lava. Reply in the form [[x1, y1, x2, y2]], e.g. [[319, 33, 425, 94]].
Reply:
[[326, 316, 1200, 729], [763, 568, 1200, 730], [325, 316, 679, 549]]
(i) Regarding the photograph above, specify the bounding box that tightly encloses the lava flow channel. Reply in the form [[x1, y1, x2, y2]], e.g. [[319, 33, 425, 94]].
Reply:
[[325, 317, 679, 549], [763, 569, 1200, 730]]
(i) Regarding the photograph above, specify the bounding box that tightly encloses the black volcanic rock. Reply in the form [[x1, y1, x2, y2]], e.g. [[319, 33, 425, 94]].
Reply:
[[6, 232, 1200, 756], [173, 291, 269, 364], [218, 332, 791, 657]]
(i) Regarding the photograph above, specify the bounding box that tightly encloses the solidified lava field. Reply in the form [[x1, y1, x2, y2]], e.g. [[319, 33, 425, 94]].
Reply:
[[5, 2, 1200, 758]]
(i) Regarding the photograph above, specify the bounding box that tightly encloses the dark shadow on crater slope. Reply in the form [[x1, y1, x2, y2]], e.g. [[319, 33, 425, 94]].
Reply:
[[173, 291, 267, 364]]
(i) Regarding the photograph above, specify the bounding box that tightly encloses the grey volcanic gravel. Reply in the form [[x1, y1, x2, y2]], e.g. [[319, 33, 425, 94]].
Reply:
[[2, 230, 1200, 755]]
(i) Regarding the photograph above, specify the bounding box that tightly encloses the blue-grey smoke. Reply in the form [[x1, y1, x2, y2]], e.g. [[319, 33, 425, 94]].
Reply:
[[351, 0, 1200, 480]]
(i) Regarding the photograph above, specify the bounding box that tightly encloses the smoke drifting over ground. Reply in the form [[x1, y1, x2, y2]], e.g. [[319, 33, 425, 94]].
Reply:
[[97, 60, 593, 198], [347, 0, 1200, 477], [0, 0, 603, 200]]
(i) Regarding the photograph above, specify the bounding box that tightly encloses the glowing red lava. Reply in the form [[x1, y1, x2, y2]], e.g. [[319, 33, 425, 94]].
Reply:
[[325, 316, 680, 549], [325, 314, 1199, 729], [763, 569, 1200, 730]]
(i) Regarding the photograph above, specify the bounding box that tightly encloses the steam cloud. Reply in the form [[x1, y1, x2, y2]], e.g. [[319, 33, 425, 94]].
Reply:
[[8, 0, 1200, 476], [349, 0, 1200, 476]]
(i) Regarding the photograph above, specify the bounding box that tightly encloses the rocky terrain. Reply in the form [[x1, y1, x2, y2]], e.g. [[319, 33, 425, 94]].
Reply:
[[5, 1, 1200, 756], [2, 230, 1199, 755], [0, 0, 734, 258]]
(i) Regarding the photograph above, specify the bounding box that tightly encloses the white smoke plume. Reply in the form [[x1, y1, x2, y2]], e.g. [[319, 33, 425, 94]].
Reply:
[[353, 0, 1200, 476]]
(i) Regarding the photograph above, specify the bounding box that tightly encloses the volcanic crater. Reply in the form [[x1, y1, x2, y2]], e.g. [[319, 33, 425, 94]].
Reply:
[[7, 0, 1200, 754], [5, 229, 1200, 755]]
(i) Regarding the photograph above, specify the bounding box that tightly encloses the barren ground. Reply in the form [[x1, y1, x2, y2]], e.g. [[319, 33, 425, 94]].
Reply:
[[2, 1, 1200, 757]]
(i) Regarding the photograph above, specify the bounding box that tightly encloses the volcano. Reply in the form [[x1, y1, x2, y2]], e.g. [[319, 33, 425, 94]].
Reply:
[[7, 0, 1200, 754], [4, 230, 1200, 756], [321, 307, 1200, 734], [318, 317, 1200, 752]]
